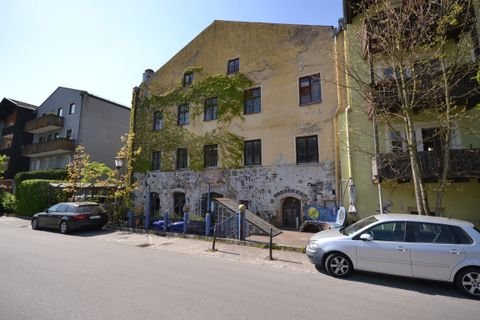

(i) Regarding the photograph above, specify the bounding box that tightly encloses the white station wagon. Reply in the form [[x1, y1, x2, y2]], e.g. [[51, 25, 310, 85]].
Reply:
[[306, 214, 480, 298]]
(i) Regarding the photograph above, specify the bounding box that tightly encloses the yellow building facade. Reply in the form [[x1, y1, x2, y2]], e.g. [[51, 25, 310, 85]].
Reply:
[[131, 21, 339, 228]]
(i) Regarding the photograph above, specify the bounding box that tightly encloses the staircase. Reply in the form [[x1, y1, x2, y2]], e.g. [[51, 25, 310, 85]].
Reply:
[[213, 198, 282, 238]]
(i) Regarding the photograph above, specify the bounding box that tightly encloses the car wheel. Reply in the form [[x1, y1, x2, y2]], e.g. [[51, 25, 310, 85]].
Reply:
[[324, 252, 352, 278], [59, 221, 69, 234], [455, 267, 480, 299], [31, 218, 39, 230]]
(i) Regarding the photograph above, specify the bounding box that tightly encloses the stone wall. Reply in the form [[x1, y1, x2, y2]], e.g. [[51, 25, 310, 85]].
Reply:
[[134, 161, 335, 226]]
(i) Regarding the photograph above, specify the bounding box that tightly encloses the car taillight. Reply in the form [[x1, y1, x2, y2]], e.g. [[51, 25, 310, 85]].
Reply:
[[73, 214, 87, 221]]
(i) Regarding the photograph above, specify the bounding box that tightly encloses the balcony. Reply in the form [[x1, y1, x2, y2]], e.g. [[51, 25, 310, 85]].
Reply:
[[372, 149, 480, 182], [369, 64, 480, 117], [362, 2, 475, 56], [22, 138, 75, 157], [25, 114, 64, 134]]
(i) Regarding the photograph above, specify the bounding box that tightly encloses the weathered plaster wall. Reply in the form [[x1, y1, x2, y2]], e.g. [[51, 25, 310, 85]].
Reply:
[[134, 161, 335, 225], [132, 21, 339, 226]]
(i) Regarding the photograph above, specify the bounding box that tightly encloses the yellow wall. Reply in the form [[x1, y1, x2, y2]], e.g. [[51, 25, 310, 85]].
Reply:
[[139, 21, 338, 166], [338, 6, 480, 227]]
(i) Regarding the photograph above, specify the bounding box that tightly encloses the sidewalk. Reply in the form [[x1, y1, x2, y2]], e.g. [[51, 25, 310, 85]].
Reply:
[[0, 216, 317, 274]]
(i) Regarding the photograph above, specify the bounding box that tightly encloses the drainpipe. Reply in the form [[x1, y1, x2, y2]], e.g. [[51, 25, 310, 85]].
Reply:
[[333, 33, 341, 208], [334, 23, 354, 209]]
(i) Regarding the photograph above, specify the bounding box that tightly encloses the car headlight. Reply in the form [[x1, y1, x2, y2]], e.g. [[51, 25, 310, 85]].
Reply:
[[307, 239, 321, 249]]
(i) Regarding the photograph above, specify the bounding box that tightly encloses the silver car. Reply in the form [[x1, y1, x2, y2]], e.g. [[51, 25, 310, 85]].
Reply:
[[306, 214, 480, 298]]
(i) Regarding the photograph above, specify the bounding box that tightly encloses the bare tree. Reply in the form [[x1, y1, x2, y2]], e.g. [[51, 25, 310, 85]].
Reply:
[[343, 0, 479, 215]]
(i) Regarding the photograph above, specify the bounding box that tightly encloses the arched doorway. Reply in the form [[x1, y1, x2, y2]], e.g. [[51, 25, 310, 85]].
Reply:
[[173, 192, 186, 216], [282, 197, 301, 228]]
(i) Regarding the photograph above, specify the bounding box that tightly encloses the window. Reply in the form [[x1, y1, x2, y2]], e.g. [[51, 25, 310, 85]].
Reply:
[[57, 107, 63, 117], [183, 72, 193, 87], [152, 151, 161, 170], [66, 129, 72, 139], [244, 139, 261, 166], [299, 74, 321, 105], [69, 103, 76, 114], [47, 134, 52, 142], [227, 58, 240, 75], [39, 136, 44, 143], [296, 135, 318, 164], [54, 132, 60, 139], [153, 111, 163, 130], [204, 97, 218, 121], [367, 222, 406, 241], [244, 87, 261, 114], [177, 104, 189, 126], [204, 144, 218, 168], [176, 148, 188, 169], [410, 222, 472, 244], [390, 130, 404, 153]]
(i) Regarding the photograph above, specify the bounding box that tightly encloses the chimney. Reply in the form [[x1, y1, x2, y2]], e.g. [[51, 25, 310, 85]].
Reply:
[[142, 69, 154, 82]]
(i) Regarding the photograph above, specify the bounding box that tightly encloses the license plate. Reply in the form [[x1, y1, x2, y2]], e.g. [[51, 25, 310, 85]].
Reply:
[[90, 215, 101, 219]]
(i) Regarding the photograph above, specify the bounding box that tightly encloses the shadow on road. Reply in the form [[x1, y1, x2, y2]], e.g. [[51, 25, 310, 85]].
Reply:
[[315, 266, 467, 299], [69, 228, 116, 237]]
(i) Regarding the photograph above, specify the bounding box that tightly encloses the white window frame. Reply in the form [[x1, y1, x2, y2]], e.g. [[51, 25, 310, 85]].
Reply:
[[385, 121, 462, 153]]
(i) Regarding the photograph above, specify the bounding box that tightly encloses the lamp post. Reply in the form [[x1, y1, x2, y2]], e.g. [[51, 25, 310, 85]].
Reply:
[[113, 156, 124, 225]]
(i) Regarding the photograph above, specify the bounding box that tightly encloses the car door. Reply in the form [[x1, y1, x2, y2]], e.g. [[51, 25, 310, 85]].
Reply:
[[42, 204, 60, 228], [355, 221, 412, 277], [51, 204, 69, 228], [409, 222, 467, 281]]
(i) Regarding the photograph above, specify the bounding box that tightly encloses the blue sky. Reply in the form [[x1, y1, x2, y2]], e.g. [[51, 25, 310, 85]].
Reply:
[[1, 0, 343, 107]]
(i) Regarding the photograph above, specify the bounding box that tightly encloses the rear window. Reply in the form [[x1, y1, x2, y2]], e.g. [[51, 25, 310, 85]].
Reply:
[[76, 205, 105, 213], [451, 226, 474, 244]]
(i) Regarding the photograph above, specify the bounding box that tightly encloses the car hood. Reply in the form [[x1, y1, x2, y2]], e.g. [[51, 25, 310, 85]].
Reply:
[[310, 228, 346, 241]]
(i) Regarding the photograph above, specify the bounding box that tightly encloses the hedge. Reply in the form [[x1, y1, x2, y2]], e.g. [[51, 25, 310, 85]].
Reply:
[[16, 179, 52, 217], [14, 169, 67, 194]]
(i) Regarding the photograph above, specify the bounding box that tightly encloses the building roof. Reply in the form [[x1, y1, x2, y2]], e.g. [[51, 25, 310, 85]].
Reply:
[[3, 98, 38, 110], [41, 86, 130, 110]]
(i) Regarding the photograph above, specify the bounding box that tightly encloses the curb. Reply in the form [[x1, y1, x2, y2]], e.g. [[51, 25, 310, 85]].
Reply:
[[4, 214, 31, 221], [109, 225, 306, 253]]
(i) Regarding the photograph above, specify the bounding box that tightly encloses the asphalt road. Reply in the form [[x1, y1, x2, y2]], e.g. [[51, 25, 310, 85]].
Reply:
[[0, 219, 478, 320]]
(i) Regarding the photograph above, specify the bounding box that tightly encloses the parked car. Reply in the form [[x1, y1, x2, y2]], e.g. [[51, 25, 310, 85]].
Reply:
[[306, 214, 480, 298], [31, 202, 108, 234]]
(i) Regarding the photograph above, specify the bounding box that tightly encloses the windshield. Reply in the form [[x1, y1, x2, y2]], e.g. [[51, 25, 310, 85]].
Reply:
[[342, 216, 378, 236]]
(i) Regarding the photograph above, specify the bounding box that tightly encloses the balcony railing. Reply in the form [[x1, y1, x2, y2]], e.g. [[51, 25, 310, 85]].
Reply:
[[369, 64, 480, 116], [25, 114, 64, 134], [22, 138, 75, 157], [362, 2, 475, 56], [372, 149, 480, 182]]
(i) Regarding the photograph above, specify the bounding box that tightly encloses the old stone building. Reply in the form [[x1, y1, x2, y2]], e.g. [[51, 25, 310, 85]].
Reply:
[[131, 20, 339, 228]]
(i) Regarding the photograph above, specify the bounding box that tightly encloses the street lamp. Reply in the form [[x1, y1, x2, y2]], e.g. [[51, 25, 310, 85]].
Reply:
[[114, 156, 124, 170], [113, 156, 125, 225]]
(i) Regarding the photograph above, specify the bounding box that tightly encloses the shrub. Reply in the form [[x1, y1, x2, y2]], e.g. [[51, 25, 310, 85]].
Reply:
[[0, 191, 16, 214], [14, 169, 67, 195], [16, 179, 51, 217]]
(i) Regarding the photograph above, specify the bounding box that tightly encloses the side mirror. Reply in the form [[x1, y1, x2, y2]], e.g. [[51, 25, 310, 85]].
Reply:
[[45, 208, 50, 213], [360, 233, 374, 241]]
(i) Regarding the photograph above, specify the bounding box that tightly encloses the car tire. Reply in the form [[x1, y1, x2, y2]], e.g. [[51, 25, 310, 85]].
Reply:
[[59, 221, 69, 234], [31, 218, 39, 230], [324, 252, 353, 278], [455, 267, 480, 299]]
